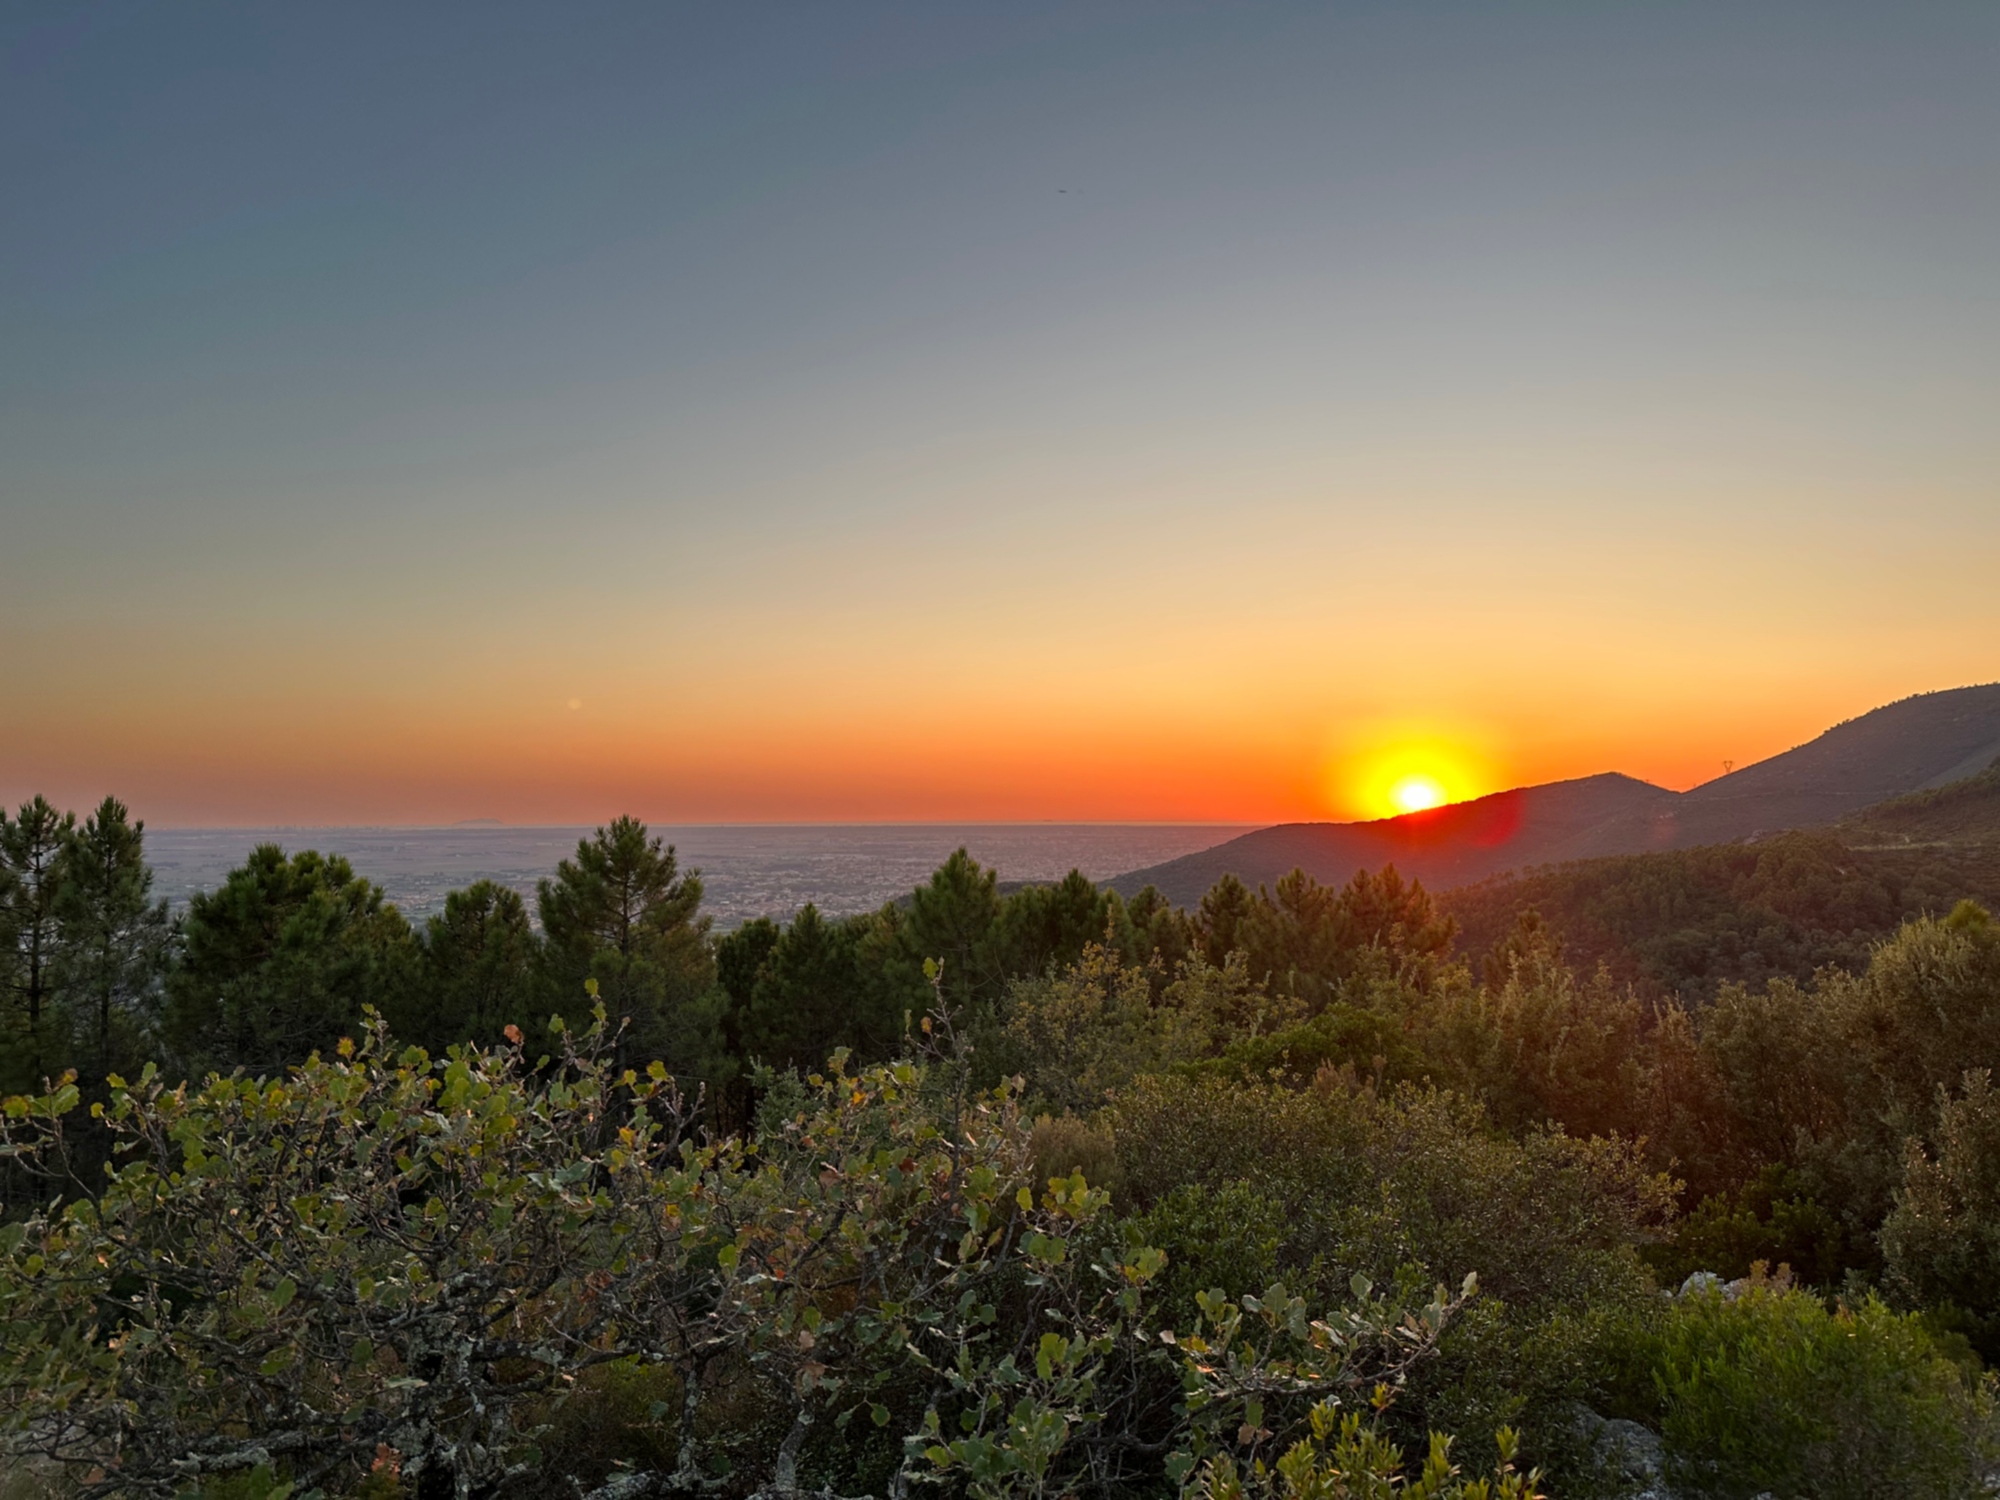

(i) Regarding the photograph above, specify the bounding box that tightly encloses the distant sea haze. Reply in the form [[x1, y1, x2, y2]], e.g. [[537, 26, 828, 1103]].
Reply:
[[142, 825, 1251, 928]]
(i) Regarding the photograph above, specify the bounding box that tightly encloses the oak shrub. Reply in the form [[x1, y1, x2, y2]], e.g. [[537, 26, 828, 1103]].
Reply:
[[0, 1005, 1530, 1500]]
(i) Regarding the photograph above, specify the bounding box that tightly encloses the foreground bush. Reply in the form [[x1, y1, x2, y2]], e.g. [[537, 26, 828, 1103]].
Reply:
[[1165, 1282, 1543, 1500], [0, 1007, 1542, 1500], [0, 1008, 1166, 1499], [1110, 1072, 1669, 1465], [1187, 1402, 1540, 1500], [1882, 1067, 2000, 1355], [1617, 1273, 1997, 1500]]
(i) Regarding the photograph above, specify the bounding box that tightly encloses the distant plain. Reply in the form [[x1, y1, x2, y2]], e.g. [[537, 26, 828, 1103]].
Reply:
[[142, 824, 1251, 927]]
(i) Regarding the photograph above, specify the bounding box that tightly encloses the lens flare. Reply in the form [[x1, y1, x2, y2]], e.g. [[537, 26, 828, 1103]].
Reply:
[[1388, 774, 1447, 815]]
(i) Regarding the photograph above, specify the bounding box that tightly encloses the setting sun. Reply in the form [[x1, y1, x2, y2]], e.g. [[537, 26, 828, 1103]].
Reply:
[[1389, 774, 1447, 815], [1326, 724, 1500, 821]]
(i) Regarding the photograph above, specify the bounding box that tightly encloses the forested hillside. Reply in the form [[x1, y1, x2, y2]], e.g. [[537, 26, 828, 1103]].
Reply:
[[1444, 831, 2000, 1001], [7, 793, 2000, 1499], [1843, 755, 2000, 847]]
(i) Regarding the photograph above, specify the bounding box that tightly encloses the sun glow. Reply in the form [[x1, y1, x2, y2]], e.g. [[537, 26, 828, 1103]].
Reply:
[[1326, 723, 1501, 821], [1388, 773, 1447, 815]]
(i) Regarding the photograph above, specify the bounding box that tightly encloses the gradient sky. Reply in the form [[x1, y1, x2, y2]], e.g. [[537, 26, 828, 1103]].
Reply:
[[4, 2, 1997, 826]]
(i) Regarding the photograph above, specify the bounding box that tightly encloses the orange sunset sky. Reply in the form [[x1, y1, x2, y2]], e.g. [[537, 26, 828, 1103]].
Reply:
[[5, 4, 1997, 827]]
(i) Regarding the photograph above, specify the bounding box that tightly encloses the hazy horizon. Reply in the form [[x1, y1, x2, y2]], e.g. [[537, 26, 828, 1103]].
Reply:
[[137, 821, 1258, 926]]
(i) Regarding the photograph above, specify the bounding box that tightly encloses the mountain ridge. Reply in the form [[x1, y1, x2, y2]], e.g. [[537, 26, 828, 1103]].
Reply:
[[1109, 683, 2000, 906]]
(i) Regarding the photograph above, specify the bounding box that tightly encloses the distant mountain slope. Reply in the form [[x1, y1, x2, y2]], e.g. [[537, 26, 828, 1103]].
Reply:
[[1840, 755, 2000, 848], [1609, 683, 2000, 850], [1111, 682, 2000, 907], [1109, 773, 1680, 906], [1446, 751, 2000, 1000]]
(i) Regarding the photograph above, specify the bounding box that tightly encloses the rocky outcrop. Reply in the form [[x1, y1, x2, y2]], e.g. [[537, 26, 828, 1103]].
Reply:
[[1566, 1404, 1674, 1500]]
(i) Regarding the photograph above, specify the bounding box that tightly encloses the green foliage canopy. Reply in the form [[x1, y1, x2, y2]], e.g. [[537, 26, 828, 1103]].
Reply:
[[161, 847, 415, 1077]]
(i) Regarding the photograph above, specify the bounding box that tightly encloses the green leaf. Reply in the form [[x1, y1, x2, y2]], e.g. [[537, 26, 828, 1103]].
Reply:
[[1036, 1331, 1062, 1381]]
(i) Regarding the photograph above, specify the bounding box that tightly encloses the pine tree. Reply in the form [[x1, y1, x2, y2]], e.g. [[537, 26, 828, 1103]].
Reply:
[[162, 846, 417, 1076], [537, 817, 714, 1066], [409, 879, 540, 1051], [900, 847, 1002, 1013], [1195, 872, 1254, 969], [742, 903, 899, 1072], [53, 796, 173, 1082], [0, 796, 77, 1090]]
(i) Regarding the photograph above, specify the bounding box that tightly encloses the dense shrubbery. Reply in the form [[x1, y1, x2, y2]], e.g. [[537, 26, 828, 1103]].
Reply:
[[1607, 1272, 1994, 1500], [1443, 831, 2000, 1003], [0, 1002, 1173, 1498], [0, 1003, 1540, 1500], [9, 795, 2000, 1496], [1109, 1075, 1668, 1468]]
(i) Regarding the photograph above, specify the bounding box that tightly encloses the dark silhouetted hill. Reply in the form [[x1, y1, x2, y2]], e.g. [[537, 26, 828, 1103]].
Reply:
[[1595, 683, 2000, 852], [1109, 774, 1680, 907], [1111, 683, 2000, 907]]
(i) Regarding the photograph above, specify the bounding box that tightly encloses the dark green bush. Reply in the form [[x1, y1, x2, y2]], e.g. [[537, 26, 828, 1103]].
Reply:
[[1109, 1075, 1670, 1319], [1108, 1073, 1669, 1472], [1124, 1181, 1290, 1317], [1623, 1277, 1996, 1500], [1645, 1165, 1849, 1290], [1883, 1067, 2000, 1357], [1193, 1000, 1430, 1090]]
